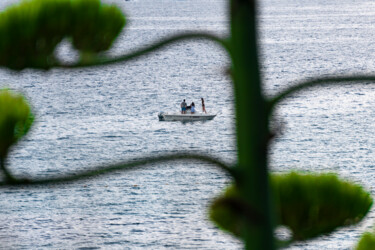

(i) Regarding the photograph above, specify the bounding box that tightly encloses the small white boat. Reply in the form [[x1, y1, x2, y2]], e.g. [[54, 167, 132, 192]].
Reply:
[[158, 111, 216, 121]]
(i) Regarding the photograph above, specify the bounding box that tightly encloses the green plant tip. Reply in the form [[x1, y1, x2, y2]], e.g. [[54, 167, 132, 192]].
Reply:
[[210, 172, 372, 243], [0, 89, 34, 158], [0, 0, 126, 69]]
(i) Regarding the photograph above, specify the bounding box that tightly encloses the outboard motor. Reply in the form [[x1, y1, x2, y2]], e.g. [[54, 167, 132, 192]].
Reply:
[[158, 112, 165, 121]]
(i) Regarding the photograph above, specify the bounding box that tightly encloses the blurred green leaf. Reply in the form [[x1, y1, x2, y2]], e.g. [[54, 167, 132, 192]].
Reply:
[[209, 185, 245, 237], [357, 231, 375, 250], [273, 172, 372, 241], [0, 0, 126, 70], [0, 89, 34, 158], [71, 0, 125, 53], [210, 172, 373, 243]]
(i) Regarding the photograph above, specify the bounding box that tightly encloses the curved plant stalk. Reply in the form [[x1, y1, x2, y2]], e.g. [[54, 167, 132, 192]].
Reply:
[[0, 157, 17, 183], [269, 75, 375, 113], [0, 152, 234, 187], [54, 32, 230, 68]]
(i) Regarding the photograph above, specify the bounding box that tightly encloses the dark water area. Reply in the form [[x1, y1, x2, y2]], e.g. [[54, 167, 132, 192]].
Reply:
[[1, 0, 375, 249]]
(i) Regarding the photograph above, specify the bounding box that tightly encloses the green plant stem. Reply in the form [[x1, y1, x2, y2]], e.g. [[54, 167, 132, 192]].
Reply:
[[0, 153, 233, 187], [230, 0, 274, 249], [0, 156, 17, 183], [54, 32, 230, 68], [269, 75, 375, 113]]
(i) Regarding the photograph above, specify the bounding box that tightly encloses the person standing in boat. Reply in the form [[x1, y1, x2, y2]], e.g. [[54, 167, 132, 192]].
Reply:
[[191, 102, 196, 114], [201, 98, 207, 114], [181, 99, 187, 114]]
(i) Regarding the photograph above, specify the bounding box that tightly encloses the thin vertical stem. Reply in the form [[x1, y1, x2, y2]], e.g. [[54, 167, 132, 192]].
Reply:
[[230, 0, 274, 249]]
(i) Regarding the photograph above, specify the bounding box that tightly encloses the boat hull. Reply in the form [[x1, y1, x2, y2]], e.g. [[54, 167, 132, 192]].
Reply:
[[158, 112, 216, 121]]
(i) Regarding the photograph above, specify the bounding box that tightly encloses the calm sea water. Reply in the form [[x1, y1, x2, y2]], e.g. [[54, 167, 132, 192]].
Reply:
[[1, 0, 375, 249]]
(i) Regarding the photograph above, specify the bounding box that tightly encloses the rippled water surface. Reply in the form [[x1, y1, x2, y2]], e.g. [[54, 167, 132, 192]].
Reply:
[[1, 0, 375, 249]]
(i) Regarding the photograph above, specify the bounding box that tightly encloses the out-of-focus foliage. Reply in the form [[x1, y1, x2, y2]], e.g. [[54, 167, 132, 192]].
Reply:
[[71, 0, 125, 53], [0, 0, 126, 70], [209, 185, 244, 237], [210, 172, 373, 242], [273, 173, 372, 240], [357, 231, 375, 250], [0, 1, 372, 249], [0, 89, 33, 158]]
